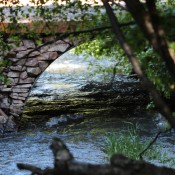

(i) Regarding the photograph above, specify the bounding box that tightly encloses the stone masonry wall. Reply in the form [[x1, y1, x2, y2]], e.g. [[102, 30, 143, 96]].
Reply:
[[0, 36, 77, 132]]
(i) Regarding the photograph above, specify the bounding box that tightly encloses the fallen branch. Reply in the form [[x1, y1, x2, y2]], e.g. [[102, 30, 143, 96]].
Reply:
[[17, 138, 175, 175]]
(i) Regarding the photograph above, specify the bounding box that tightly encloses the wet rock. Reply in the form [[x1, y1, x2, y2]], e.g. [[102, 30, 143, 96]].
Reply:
[[4, 116, 17, 132], [46, 116, 67, 127], [45, 114, 84, 127]]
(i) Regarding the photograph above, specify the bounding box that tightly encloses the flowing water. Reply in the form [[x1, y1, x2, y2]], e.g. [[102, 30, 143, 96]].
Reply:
[[1, 52, 175, 175]]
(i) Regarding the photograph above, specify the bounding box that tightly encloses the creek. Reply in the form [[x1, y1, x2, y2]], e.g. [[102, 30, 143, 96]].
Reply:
[[0, 52, 175, 175]]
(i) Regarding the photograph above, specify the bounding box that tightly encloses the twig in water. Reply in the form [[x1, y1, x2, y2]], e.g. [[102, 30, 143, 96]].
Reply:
[[139, 128, 172, 159], [110, 62, 118, 87]]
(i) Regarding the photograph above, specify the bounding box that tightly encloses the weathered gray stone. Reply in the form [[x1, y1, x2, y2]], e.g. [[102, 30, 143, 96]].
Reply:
[[18, 93, 29, 98], [10, 105, 23, 113], [23, 40, 36, 49], [12, 88, 29, 93], [17, 59, 26, 65], [49, 52, 58, 60], [0, 101, 10, 110], [37, 52, 49, 61], [26, 58, 38, 67], [7, 71, 20, 78], [28, 51, 40, 57], [14, 84, 32, 88], [20, 71, 28, 79], [0, 103, 10, 109], [48, 43, 70, 52], [10, 65, 22, 71], [14, 46, 27, 52], [10, 95, 26, 101], [14, 103, 25, 107], [38, 61, 49, 71], [19, 78, 35, 84], [40, 45, 50, 53], [8, 58, 19, 62], [4, 115, 17, 132], [2, 97, 9, 104], [12, 99, 24, 104], [0, 115, 7, 123], [9, 112, 20, 117], [8, 78, 19, 85], [36, 55, 47, 61], [22, 66, 27, 71], [37, 52, 58, 61], [39, 52, 58, 61], [27, 67, 41, 76], [16, 50, 29, 59], [0, 88, 12, 92], [10, 92, 18, 96]]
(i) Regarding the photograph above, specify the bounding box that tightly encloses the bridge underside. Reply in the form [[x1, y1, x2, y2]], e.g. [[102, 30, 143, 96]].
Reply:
[[0, 36, 81, 132]]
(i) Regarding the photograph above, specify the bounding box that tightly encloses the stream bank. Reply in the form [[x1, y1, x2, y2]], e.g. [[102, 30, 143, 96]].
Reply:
[[1, 53, 175, 175], [1, 112, 175, 175], [22, 77, 149, 127]]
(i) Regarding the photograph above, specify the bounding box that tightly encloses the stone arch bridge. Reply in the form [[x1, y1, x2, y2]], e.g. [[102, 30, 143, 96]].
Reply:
[[0, 21, 99, 132]]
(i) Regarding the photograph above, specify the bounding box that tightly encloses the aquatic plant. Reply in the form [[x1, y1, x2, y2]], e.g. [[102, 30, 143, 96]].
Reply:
[[102, 123, 174, 165]]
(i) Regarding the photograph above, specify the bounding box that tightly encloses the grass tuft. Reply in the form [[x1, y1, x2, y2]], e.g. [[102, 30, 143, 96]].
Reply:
[[102, 123, 175, 165]]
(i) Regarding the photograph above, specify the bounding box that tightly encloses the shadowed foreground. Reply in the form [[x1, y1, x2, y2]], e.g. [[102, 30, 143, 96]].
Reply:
[[17, 138, 175, 175]]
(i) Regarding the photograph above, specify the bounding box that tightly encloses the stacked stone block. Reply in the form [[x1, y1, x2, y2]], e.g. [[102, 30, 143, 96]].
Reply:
[[0, 37, 75, 132]]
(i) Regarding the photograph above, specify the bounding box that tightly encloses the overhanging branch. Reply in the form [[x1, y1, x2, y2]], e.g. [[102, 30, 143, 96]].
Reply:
[[102, 0, 175, 129], [124, 0, 175, 78]]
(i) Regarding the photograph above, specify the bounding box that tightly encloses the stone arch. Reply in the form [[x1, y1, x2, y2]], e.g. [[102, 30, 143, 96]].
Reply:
[[0, 35, 88, 132]]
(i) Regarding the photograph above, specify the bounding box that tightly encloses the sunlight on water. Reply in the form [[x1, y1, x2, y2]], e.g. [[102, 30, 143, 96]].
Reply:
[[29, 52, 117, 98], [45, 52, 116, 75], [46, 61, 87, 74]]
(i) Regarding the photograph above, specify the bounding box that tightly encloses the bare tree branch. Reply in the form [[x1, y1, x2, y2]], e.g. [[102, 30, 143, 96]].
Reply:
[[139, 128, 172, 159], [17, 163, 53, 175]]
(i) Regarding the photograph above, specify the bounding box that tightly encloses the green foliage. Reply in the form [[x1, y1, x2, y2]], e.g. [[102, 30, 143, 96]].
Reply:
[[137, 47, 174, 97], [0, 59, 11, 84], [102, 123, 174, 165], [74, 1, 175, 98]]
